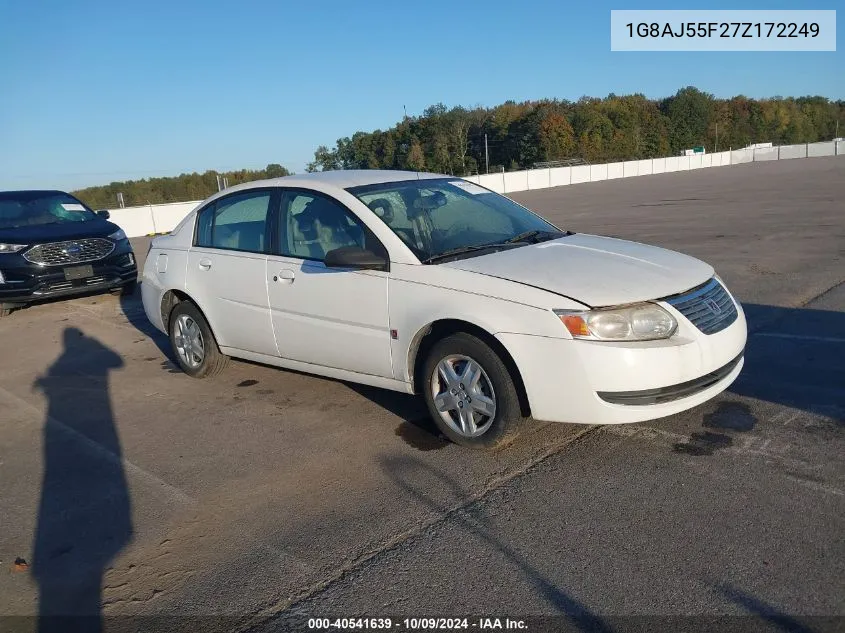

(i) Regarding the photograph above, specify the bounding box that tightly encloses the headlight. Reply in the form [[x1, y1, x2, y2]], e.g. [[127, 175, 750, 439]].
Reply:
[[0, 243, 27, 254], [109, 229, 127, 241], [554, 303, 677, 341]]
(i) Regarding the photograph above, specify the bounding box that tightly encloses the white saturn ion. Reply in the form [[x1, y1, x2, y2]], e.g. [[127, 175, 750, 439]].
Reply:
[[142, 170, 747, 448]]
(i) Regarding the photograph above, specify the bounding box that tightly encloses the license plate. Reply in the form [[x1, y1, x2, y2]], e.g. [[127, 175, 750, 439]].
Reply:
[[64, 265, 94, 281]]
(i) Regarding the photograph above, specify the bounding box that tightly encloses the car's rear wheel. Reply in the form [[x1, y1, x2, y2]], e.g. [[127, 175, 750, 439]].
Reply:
[[422, 332, 524, 449], [168, 301, 228, 378]]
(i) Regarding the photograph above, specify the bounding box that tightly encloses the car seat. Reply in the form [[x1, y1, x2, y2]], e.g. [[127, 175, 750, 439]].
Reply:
[[291, 198, 363, 260]]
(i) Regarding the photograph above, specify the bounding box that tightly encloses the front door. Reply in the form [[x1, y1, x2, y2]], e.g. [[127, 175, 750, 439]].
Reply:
[[266, 189, 393, 378]]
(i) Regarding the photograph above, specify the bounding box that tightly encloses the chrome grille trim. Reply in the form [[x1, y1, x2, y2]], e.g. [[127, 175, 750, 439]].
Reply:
[[23, 238, 115, 266], [663, 277, 738, 335]]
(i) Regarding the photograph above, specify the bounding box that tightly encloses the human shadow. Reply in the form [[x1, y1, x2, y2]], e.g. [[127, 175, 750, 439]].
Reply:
[[380, 455, 611, 632], [729, 303, 845, 421], [31, 328, 133, 633]]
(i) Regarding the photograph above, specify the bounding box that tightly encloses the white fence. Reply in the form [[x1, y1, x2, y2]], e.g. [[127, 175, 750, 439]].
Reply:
[[112, 140, 845, 238], [109, 201, 200, 237], [463, 141, 844, 195]]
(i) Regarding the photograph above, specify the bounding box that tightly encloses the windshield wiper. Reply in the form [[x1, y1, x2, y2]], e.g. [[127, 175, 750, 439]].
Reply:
[[501, 229, 568, 245], [421, 243, 513, 264]]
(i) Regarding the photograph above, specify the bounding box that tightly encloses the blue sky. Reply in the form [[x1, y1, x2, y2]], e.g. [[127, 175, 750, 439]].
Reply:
[[0, 0, 841, 191]]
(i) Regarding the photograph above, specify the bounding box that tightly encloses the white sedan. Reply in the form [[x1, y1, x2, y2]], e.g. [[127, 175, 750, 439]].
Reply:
[[141, 170, 747, 448]]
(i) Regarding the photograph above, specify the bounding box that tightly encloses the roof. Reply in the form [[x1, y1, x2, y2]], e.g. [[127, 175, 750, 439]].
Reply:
[[0, 189, 69, 199], [217, 169, 452, 198]]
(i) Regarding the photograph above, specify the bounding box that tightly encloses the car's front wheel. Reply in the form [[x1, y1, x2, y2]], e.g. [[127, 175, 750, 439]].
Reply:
[[422, 332, 524, 449], [168, 301, 229, 378]]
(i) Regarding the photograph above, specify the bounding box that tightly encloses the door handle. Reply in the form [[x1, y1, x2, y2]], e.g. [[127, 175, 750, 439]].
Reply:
[[198, 258, 212, 271], [273, 269, 295, 284]]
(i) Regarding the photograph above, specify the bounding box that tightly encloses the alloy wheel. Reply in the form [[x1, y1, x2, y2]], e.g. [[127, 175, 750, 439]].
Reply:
[[430, 354, 497, 438], [174, 314, 205, 369]]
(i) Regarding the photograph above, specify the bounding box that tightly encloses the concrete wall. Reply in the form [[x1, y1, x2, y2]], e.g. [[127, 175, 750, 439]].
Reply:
[[808, 141, 836, 158], [754, 147, 779, 162], [571, 165, 590, 184], [550, 166, 571, 187], [107, 141, 845, 238], [527, 169, 550, 190], [780, 144, 807, 160]]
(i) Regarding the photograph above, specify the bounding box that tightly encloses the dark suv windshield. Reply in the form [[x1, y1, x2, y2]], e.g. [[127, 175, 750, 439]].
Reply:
[[0, 191, 97, 230], [347, 178, 564, 263]]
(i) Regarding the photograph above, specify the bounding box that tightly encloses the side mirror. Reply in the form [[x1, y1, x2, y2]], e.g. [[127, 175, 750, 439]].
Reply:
[[324, 246, 388, 271], [96, 210, 111, 220]]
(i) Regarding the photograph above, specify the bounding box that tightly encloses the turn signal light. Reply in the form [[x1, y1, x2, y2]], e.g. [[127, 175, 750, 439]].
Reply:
[[559, 314, 590, 337]]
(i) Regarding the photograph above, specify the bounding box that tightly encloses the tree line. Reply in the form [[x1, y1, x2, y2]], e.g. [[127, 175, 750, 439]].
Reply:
[[72, 164, 290, 209], [305, 87, 844, 175], [71, 87, 843, 207]]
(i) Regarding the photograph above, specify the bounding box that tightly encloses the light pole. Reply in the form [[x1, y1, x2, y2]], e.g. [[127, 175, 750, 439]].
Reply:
[[484, 134, 489, 174]]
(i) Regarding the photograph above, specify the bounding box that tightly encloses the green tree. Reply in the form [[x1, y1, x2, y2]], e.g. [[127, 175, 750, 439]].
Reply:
[[406, 139, 426, 171], [663, 86, 713, 152]]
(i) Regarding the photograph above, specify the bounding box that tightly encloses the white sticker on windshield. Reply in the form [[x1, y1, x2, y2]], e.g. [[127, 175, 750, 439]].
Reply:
[[61, 203, 86, 211], [449, 180, 488, 195]]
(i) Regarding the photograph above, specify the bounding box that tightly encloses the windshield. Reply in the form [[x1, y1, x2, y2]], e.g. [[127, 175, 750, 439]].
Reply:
[[347, 178, 564, 263], [0, 191, 97, 230]]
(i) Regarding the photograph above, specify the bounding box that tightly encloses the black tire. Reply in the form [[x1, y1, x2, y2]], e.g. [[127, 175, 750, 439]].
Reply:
[[421, 332, 524, 449], [111, 280, 137, 297], [168, 301, 229, 379]]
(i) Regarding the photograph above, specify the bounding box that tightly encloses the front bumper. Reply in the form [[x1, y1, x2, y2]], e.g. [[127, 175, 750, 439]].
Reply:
[[497, 304, 748, 425], [0, 241, 137, 305]]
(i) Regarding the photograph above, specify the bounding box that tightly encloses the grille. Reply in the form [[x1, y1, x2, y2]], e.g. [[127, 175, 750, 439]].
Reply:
[[35, 276, 112, 295], [24, 238, 115, 266], [664, 277, 738, 335]]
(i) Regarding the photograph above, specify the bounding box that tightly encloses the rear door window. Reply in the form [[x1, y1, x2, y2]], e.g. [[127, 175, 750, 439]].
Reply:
[[195, 191, 273, 253]]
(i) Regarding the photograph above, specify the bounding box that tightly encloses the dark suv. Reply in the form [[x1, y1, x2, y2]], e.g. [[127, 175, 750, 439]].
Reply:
[[0, 190, 137, 317]]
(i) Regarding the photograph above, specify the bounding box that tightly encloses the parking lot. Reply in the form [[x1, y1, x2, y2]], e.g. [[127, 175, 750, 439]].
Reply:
[[1, 157, 843, 631]]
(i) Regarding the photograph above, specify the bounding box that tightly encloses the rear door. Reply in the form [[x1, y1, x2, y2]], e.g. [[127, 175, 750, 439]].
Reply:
[[186, 189, 279, 355]]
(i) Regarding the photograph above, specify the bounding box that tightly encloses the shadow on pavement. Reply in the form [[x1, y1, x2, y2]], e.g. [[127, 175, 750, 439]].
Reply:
[[118, 282, 172, 358], [715, 584, 817, 633], [346, 384, 449, 451], [729, 303, 845, 421], [380, 455, 611, 631], [31, 327, 133, 633]]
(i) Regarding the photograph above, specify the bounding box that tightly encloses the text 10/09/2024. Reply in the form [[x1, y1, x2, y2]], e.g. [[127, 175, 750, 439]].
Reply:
[[307, 618, 528, 630]]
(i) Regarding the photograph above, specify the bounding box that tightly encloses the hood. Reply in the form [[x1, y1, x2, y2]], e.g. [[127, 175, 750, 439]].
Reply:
[[0, 218, 118, 244], [442, 233, 714, 307]]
